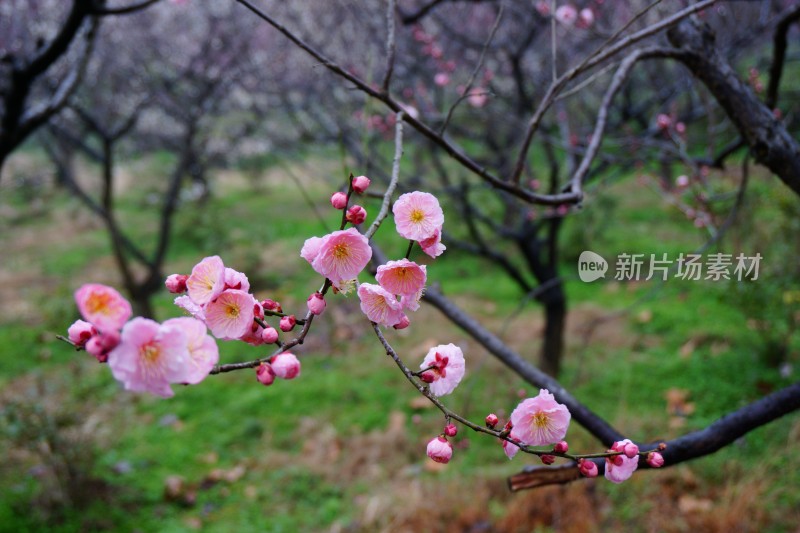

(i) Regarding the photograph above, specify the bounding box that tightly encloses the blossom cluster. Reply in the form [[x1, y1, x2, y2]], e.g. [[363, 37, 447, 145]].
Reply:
[[68, 284, 218, 398]]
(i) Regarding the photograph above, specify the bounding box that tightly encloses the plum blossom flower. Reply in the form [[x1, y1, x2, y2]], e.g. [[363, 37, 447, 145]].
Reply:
[[302, 228, 372, 289], [420, 343, 465, 396], [376, 259, 427, 300], [357, 283, 405, 327], [434, 72, 450, 87], [579, 458, 599, 477], [75, 283, 132, 332], [186, 256, 225, 306], [174, 295, 206, 321], [419, 228, 446, 258], [426, 436, 453, 463], [163, 317, 218, 385], [605, 439, 640, 483], [393, 192, 444, 242], [224, 267, 250, 292], [204, 289, 256, 340], [509, 389, 571, 446], [107, 317, 190, 398], [555, 4, 577, 26]]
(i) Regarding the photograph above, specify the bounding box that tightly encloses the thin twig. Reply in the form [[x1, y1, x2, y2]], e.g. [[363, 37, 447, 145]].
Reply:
[[381, 0, 397, 92]]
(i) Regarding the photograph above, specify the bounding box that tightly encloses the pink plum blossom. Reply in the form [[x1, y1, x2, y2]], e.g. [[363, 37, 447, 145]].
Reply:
[[303, 228, 372, 289], [357, 283, 405, 327], [107, 318, 190, 398], [579, 459, 599, 477], [605, 439, 640, 483], [676, 175, 690, 187], [75, 283, 132, 332], [656, 113, 672, 130], [434, 72, 450, 87], [503, 435, 521, 459], [330, 191, 348, 210], [271, 352, 301, 379], [67, 319, 96, 347], [346, 205, 367, 225], [420, 343, 465, 397], [376, 259, 427, 299], [509, 389, 571, 446], [351, 175, 371, 193], [165, 274, 188, 294], [204, 289, 256, 340], [393, 191, 444, 242], [174, 295, 205, 321], [163, 317, 218, 384], [186, 256, 225, 306], [224, 267, 250, 292], [467, 89, 488, 108], [577, 7, 594, 28], [426, 436, 453, 464], [555, 4, 578, 26], [307, 293, 326, 315], [419, 228, 446, 258]]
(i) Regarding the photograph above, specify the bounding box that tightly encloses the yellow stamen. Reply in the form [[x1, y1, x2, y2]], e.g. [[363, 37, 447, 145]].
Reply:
[[410, 209, 425, 223]]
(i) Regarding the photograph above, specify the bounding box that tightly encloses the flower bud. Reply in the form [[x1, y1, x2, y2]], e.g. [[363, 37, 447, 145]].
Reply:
[[279, 315, 296, 332], [623, 442, 639, 459], [554, 441, 569, 454], [261, 326, 279, 344], [392, 314, 410, 330], [346, 205, 367, 225], [67, 319, 96, 347], [330, 191, 348, 210], [261, 299, 282, 313], [485, 413, 499, 428], [306, 292, 326, 316], [85, 330, 120, 363], [165, 274, 189, 294], [256, 362, 276, 386], [444, 423, 458, 437], [658, 442, 667, 451], [270, 352, 301, 380], [656, 113, 671, 130], [579, 459, 598, 478], [541, 454, 556, 465], [647, 452, 665, 468], [426, 436, 453, 464], [351, 175, 371, 194], [419, 371, 435, 383]]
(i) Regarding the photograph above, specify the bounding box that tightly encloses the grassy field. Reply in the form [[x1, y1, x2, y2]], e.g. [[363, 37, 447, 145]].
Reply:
[[0, 151, 798, 532]]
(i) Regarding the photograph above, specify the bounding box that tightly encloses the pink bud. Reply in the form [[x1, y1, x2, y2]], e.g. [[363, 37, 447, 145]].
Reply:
[[675, 122, 686, 134], [647, 452, 665, 468], [330, 191, 348, 210], [444, 423, 458, 437], [434, 72, 450, 87], [261, 326, 279, 344], [392, 314, 410, 330], [270, 352, 301, 379], [611, 454, 625, 467], [623, 442, 639, 459], [351, 175, 371, 193], [256, 362, 276, 386], [67, 319, 96, 347], [676, 175, 690, 187], [165, 274, 188, 294], [262, 299, 282, 313], [420, 371, 435, 383], [85, 330, 120, 363], [485, 414, 499, 428], [346, 205, 367, 225], [306, 292, 326, 316], [279, 315, 296, 332], [656, 113, 672, 130], [541, 454, 556, 465], [579, 459, 598, 477], [554, 441, 569, 454], [426, 436, 453, 464]]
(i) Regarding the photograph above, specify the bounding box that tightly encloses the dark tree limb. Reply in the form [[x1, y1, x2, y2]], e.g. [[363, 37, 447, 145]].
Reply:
[[765, 4, 800, 110], [667, 18, 800, 195]]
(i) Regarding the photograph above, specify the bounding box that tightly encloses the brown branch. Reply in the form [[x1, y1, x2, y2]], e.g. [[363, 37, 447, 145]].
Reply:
[[765, 4, 800, 110]]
